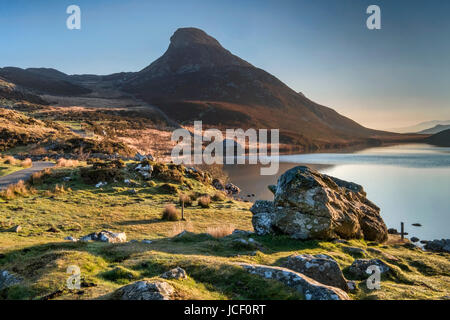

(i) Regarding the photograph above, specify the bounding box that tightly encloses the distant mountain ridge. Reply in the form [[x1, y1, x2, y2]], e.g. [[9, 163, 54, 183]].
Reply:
[[417, 124, 450, 134], [390, 120, 450, 134]]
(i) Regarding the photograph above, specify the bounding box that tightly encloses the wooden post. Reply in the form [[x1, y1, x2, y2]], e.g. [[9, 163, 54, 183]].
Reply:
[[181, 200, 185, 221], [400, 222, 404, 240]]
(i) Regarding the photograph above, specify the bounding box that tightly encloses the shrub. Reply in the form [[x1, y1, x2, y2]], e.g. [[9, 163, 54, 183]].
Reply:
[[158, 183, 178, 194], [179, 193, 193, 207], [55, 158, 79, 168], [198, 195, 211, 208], [80, 166, 124, 184], [207, 225, 235, 238], [0, 180, 36, 199], [161, 204, 181, 221], [21, 158, 32, 168], [3, 155, 17, 165], [212, 191, 226, 202], [29, 168, 52, 185], [152, 163, 184, 183]]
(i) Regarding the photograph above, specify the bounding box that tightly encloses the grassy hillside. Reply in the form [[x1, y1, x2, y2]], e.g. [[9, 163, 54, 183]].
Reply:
[[0, 160, 448, 300]]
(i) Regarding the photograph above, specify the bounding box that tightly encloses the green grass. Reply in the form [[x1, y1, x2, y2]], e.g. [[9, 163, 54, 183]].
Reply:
[[0, 162, 448, 300]]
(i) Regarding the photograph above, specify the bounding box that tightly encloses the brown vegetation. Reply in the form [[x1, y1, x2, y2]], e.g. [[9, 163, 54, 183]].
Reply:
[[198, 195, 211, 208], [161, 204, 181, 221]]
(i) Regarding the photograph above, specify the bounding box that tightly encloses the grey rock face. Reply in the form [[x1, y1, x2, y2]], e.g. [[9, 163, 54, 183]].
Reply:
[[237, 263, 350, 300], [79, 230, 127, 243], [250, 166, 388, 242], [0, 270, 22, 290], [348, 259, 390, 279], [160, 267, 187, 280], [284, 254, 349, 292], [112, 280, 174, 300]]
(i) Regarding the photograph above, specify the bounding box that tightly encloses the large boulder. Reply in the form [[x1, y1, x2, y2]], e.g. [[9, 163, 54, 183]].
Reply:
[[112, 280, 174, 300], [237, 263, 350, 300], [250, 166, 388, 242], [283, 254, 349, 292]]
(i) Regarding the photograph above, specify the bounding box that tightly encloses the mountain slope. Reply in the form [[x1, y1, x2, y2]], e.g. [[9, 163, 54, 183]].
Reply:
[[123, 28, 394, 149], [425, 129, 450, 147], [0, 67, 91, 96]]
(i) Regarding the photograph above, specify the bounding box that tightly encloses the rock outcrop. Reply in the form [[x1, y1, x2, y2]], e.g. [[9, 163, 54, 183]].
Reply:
[[112, 280, 175, 300], [161, 267, 187, 280], [424, 239, 450, 253], [79, 230, 127, 243], [347, 259, 390, 280], [283, 254, 349, 292], [250, 166, 388, 242], [237, 263, 350, 300], [0, 270, 22, 290]]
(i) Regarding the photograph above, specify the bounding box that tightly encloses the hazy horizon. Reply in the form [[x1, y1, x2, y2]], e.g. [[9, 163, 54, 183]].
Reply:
[[1, 0, 449, 130]]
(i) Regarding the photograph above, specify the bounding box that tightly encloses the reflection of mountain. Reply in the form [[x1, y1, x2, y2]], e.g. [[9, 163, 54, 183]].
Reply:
[[418, 124, 450, 134], [0, 28, 422, 151], [425, 129, 450, 147], [390, 120, 450, 134]]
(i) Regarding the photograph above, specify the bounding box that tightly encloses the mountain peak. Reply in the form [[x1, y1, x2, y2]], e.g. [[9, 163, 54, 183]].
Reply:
[[137, 28, 251, 77], [170, 28, 222, 49]]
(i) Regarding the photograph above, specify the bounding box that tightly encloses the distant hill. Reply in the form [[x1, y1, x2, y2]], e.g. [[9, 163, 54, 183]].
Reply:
[[418, 124, 450, 134], [425, 129, 450, 147], [0, 67, 91, 96], [391, 120, 450, 134], [0, 77, 48, 105]]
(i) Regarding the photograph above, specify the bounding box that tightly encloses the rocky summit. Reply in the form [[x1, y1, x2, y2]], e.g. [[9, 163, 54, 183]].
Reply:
[[250, 166, 388, 242]]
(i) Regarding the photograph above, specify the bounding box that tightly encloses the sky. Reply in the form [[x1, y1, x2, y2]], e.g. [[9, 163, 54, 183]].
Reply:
[[1, 0, 449, 130]]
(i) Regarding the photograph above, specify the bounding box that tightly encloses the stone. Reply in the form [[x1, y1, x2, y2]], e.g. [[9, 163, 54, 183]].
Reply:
[[284, 254, 349, 291], [212, 179, 225, 191], [424, 239, 450, 253], [0, 270, 22, 290], [141, 239, 152, 244], [237, 263, 350, 300], [160, 267, 187, 280], [343, 246, 367, 257], [410, 237, 420, 243], [225, 183, 240, 195], [95, 181, 107, 188], [7, 225, 21, 233], [112, 280, 174, 300], [231, 229, 253, 237], [80, 230, 127, 243], [348, 259, 390, 279], [64, 236, 77, 242], [250, 166, 388, 242], [347, 280, 357, 292], [388, 228, 399, 234]]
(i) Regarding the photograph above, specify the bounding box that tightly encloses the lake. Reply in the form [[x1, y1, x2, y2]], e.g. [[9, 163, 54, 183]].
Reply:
[[224, 144, 450, 241]]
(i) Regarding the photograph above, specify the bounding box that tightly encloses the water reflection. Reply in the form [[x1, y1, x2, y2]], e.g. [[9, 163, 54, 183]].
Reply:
[[224, 144, 450, 241]]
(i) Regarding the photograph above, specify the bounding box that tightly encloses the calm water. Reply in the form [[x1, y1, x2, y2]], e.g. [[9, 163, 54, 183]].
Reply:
[[224, 144, 450, 241]]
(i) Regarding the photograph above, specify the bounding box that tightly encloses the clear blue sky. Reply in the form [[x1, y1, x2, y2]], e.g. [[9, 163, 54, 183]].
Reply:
[[1, 0, 449, 129]]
